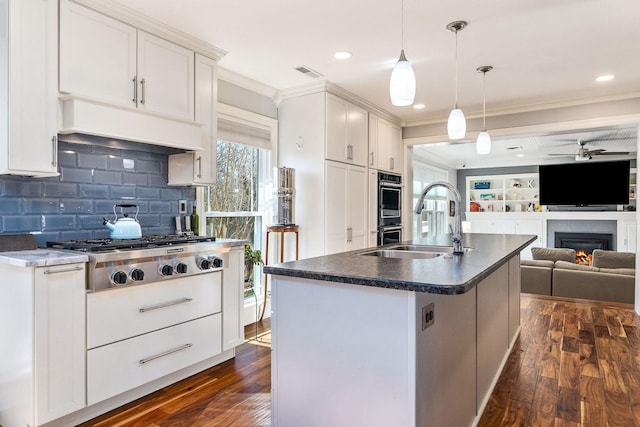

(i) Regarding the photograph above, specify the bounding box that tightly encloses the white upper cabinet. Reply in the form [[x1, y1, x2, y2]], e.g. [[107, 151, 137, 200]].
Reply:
[[325, 93, 367, 166], [136, 31, 194, 120], [0, 0, 59, 177], [59, 0, 137, 109], [59, 0, 194, 121], [369, 113, 403, 174], [168, 53, 217, 186]]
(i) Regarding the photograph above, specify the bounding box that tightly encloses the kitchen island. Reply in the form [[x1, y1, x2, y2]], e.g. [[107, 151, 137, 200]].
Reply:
[[265, 233, 536, 427]]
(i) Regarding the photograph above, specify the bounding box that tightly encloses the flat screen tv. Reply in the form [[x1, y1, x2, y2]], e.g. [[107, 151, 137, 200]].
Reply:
[[538, 160, 630, 206]]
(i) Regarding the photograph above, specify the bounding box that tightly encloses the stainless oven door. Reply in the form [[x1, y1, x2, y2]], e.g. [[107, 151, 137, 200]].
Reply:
[[378, 226, 402, 246], [379, 185, 401, 219]]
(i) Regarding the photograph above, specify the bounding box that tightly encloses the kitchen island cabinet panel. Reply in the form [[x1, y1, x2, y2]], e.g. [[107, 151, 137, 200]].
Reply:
[[222, 246, 245, 350]]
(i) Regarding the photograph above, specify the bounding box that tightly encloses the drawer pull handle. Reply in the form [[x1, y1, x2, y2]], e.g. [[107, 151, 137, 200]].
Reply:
[[139, 297, 193, 313], [43, 266, 83, 275], [139, 343, 193, 365]]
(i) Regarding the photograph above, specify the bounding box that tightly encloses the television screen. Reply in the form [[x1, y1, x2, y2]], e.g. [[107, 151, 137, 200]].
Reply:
[[538, 160, 630, 206]]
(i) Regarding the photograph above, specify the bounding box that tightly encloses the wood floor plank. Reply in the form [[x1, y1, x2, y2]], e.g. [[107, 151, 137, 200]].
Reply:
[[580, 376, 607, 427], [529, 376, 558, 427], [558, 351, 580, 389], [556, 386, 581, 423]]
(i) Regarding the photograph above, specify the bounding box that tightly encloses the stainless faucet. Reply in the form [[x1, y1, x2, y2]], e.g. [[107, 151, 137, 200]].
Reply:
[[414, 181, 464, 253]]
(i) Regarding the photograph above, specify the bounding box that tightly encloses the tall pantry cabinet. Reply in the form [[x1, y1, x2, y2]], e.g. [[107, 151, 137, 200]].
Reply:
[[279, 91, 368, 259]]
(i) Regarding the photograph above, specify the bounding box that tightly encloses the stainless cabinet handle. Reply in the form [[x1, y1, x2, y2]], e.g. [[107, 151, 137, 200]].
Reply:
[[51, 135, 57, 167], [43, 265, 83, 275], [347, 144, 353, 160], [390, 157, 394, 170], [196, 156, 202, 179], [139, 297, 193, 313], [140, 78, 146, 105], [347, 227, 353, 243], [132, 76, 137, 104], [139, 343, 192, 364], [370, 152, 374, 166]]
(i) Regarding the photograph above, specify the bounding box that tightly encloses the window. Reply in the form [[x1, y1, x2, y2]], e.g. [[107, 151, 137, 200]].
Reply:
[[198, 104, 277, 306], [413, 161, 450, 239]]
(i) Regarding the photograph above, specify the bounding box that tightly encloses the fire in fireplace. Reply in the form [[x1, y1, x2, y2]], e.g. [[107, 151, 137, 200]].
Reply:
[[554, 232, 613, 264]]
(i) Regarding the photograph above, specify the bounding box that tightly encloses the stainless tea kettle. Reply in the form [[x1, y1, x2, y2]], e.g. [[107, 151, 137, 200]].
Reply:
[[103, 204, 142, 239]]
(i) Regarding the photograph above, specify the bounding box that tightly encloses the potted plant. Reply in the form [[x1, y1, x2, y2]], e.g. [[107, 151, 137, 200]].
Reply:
[[244, 244, 264, 285]]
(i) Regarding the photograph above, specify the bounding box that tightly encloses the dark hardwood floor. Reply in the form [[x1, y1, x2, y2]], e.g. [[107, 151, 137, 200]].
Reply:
[[81, 295, 640, 427]]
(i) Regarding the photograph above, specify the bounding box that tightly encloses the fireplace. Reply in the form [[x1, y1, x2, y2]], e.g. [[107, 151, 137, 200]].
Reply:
[[554, 232, 613, 264]]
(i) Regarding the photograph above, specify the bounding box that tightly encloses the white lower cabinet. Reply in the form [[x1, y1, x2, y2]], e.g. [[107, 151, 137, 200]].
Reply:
[[325, 160, 367, 254], [87, 314, 222, 405], [467, 213, 544, 259], [222, 247, 245, 350], [87, 273, 222, 349], [0, 262, 86, 427]]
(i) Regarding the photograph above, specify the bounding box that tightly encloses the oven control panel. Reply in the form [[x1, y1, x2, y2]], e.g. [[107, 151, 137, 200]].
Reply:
[[88, 244, 231, 291]]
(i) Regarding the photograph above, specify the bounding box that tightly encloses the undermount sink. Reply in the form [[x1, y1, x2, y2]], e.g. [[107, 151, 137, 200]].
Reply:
[[358, 244, 474, 260]]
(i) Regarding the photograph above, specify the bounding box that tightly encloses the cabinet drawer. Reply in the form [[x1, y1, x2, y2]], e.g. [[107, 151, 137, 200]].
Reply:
[[87, 313, 221, 405], [87, 273, 221, 349]]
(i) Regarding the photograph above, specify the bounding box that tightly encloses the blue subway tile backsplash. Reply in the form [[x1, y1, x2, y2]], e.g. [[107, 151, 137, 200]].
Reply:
[[0, 140, 195, 246]]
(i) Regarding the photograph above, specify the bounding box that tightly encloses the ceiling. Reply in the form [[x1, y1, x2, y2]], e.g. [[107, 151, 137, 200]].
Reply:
[[110, 0, 640, 165]]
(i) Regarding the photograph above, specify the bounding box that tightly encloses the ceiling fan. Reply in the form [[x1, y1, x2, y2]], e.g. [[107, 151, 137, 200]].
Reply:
[[549, 139, 630, 161]]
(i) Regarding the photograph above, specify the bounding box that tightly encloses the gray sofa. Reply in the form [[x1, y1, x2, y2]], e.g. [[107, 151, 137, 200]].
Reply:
[[521, 247, 636, 304]]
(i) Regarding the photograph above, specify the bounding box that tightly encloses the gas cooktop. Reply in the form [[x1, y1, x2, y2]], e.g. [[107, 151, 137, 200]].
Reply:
[[46, 234, 216, 252]]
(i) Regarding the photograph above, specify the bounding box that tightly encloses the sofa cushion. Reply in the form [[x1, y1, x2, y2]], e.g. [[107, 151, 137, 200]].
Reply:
[[531, 247, 576, 263], [521, 259, 554, 268], [591, 249, 636, 269], [554, 260, 599, 272], [598, 267, 635, 276]]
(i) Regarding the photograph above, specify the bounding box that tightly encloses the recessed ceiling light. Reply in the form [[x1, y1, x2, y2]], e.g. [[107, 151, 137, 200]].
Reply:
[[413, 103, 426, 109], [334, 51, 352, 60], [516, 154, 525, 158], [596, 74, 614, 82]]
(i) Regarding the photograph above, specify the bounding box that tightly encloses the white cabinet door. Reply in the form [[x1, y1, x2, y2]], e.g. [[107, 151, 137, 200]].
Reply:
[[325, 93, 367, 166], [368, 113, 379, 169], [325, 161, 367, 254], [137, 31, 194, 120], [515, 219, 544, 259], [620, 219, 637, 252], [348, 165, 367, 251], [59, 0, 137, 108], [223, 247, 245, 351], [34, 263, 86, 425], [1, 0, 58, 176], [377, 117, 403, 173], [167, 54, 217, 186], [508, 256, 521, 347], [368, 169, 379, 247], [325, 161, 348, 254]]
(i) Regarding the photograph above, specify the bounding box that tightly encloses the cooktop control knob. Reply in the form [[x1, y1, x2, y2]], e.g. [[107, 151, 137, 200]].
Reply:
[[130, 268, 144, 281], [209, 256, 223, 268], [160, 264, 174, 276], [112, 271, 128, 285], [197, 257, 211, 270], [175, 262, 188, 274]]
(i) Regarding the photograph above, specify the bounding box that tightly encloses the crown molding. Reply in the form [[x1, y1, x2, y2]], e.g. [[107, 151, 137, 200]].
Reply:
[[276, 81, 403, 126], [405, 92, 640, 128], [69, 0, 226, 61], [217, 67, 278, 99]]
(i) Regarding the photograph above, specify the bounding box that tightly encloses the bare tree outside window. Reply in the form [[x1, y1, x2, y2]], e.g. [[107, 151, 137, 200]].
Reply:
[[205, 140, 260, 244]]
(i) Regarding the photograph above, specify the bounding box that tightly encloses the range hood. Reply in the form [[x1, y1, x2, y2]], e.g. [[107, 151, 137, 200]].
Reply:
[[59, 96, 204, 152]]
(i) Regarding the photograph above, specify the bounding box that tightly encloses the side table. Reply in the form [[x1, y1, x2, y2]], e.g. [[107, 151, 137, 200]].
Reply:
[[261, 224, 299, 320]]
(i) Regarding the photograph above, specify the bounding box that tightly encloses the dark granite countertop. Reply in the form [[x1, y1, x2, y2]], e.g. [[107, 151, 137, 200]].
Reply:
[[264, 233, 536, 295]]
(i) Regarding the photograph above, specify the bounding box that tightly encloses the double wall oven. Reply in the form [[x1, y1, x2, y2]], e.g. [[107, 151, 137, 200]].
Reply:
[[378, 172, 403, 245]]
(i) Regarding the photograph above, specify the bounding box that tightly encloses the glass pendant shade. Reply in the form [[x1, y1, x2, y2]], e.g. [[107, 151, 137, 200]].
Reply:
[[447, 108, 466, 139], [389, 50, 416, 106], [476, 130, 491, 154]]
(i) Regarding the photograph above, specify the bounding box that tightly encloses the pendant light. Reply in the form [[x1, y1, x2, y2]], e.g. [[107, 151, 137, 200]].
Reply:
[[389, 0, 415, 106], [476, 66, 493, 155], [446, 21, 467, 140]]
